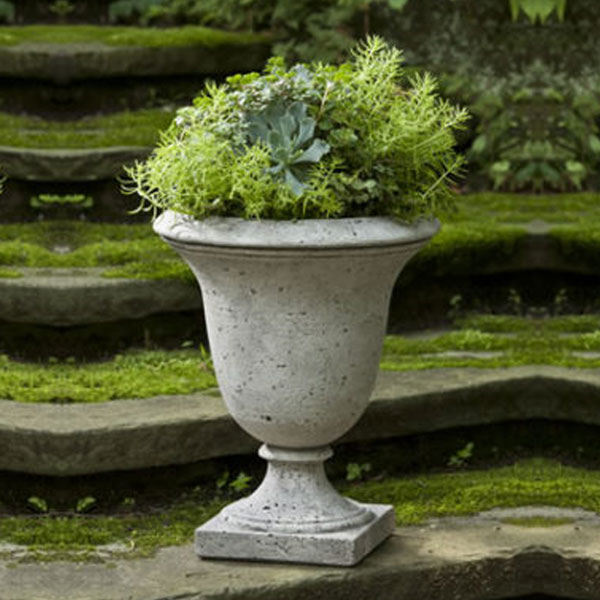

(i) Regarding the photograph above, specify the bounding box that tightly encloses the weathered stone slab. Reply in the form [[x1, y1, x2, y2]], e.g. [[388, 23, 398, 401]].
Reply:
[[1, 507, 600, 599], [0, 267, 200, 325], [0, 145, 151, 181], [1, 366, 600, 476], [0, 41, 271, 81]]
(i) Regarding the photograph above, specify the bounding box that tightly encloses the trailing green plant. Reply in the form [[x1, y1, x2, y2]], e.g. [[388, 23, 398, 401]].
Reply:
[[125, 36, 468, 221]]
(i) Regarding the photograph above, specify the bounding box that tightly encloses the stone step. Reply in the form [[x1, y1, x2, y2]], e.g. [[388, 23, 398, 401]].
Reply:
[[0, 145, 150, 181], [0, 219, 597, 327], [0, 506, 596, 599], [0, 267, 199, 326], [1, 366, 598, 476], [0, 35, 270, 81]]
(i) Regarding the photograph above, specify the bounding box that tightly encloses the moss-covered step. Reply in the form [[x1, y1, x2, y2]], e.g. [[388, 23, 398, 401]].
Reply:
[[0, 26, 270, 80], [0, 108, 173, 181], [3, 365, 600, 476], [0, 146, 152, 181], [0, 267, 199, 325], [404, 192, 600, 279], [1, 502, 599, 598]]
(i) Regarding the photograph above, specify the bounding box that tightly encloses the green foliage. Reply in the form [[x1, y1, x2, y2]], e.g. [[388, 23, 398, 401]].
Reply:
[[347, 459, 600, 525], [0, 108, 174, 149], [4, 460, 600, 560], [509, 0, 566, 23], [109, 0, 163, 23], [49, 0, 75, 18], [30, 195, 93, 210], [141, 0, 411, 62], [447, 442, 474, 468], [27, 497, 49, 514], [346, 462, 372, 482], [458, 62, 600, 191], [0, 1, 14, 23], [0, 24, 264, 47], [247, 101, 330, 196], [0, 349, 216, 403], [126, 36, 467, 221], [75, 497, 97, 514]]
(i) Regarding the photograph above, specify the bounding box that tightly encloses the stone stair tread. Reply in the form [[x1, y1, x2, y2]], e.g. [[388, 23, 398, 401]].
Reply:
[[0, 145, 151, 180], [0, 507, 598, 599], [1, 366, 599, 476], [0, 267, 199, 325]]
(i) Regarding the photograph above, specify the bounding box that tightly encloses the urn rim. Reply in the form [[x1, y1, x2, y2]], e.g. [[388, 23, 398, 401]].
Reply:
[[153, 210, 440, 250]]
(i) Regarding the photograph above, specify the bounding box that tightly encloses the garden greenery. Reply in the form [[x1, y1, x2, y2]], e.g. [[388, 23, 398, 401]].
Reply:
[[125, 36, 468, 221]]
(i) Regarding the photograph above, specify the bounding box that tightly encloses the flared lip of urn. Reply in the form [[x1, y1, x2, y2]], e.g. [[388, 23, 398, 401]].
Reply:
[[153, 210, 440, 250]]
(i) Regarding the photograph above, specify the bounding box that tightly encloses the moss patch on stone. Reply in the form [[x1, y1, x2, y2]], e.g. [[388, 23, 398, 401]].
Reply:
[[0, 108, 174, 149], [0, 459, 598, 561], [0, 25, 266, 47], [500, 516, 575, 528], [381, 315, 600, 370], [452, 192, 600, 224], [345, 458, 600, 525], [0, 221, 193, 281], [3, 315, 600, 402], [0, 193, 599, 282], [0, 350, 216, 403]]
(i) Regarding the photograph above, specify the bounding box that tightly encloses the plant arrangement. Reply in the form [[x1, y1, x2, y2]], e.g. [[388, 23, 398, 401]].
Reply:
[[126, 36, 468, 222]]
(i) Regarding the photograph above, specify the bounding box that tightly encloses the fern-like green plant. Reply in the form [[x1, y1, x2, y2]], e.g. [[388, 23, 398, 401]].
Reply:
[[124, 36, 468, 221]]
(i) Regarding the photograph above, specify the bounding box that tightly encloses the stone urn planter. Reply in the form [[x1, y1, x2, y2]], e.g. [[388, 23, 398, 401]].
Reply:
[[154, 210, 439, 566]]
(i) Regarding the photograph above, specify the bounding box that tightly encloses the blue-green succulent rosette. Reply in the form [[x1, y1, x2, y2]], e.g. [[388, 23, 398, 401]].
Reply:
[[125, 36, 468, 221]]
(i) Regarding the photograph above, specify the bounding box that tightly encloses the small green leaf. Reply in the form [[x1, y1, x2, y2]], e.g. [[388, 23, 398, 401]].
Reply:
[[76, 496, 97, 513], [589, 135, 600, 155], [295, 139, 330, 163], [27, 496, 48, 513], [387, 0, 409, 9]]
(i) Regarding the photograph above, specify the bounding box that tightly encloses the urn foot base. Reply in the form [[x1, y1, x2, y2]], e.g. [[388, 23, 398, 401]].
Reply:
[[195, 502, 395, 566]]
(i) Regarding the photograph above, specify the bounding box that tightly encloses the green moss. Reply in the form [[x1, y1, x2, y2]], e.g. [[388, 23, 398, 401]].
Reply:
[[0, 25, 267, 47], [456, 314, 600, 334], [0, 495, 226, 561], [0, 459, 597, 561], [0, 222, 189, 280], [452, 192, 600, 224], [381, 314, 600, 370], [0, 108, 174, 149], [0, 350, 216, 403], [407, 222, 527, 277], [0, 267, 22, 278], [1, 192, 600, 281], [345, 459, 600, 525], [3, 315, 600, 403], [102, 260, 194, 282], [500, 516, 575, 528]]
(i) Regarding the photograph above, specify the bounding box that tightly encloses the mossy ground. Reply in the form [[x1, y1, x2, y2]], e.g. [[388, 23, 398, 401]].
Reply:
[[0, 108, 174, 149], [0, 25, 266, 47], [0, 458, 597, 562], [0, 349, 216, 403], [1, 315, 599, 403], [0, 221, 192, 281], [2, 193, 600, 281]]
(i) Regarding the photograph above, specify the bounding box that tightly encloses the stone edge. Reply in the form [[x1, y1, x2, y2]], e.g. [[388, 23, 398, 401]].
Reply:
[[0, 366, 598, 476]]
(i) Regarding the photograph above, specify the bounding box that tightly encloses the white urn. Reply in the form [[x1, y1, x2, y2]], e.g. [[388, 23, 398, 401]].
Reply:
[[154, 211, 439, 566]]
